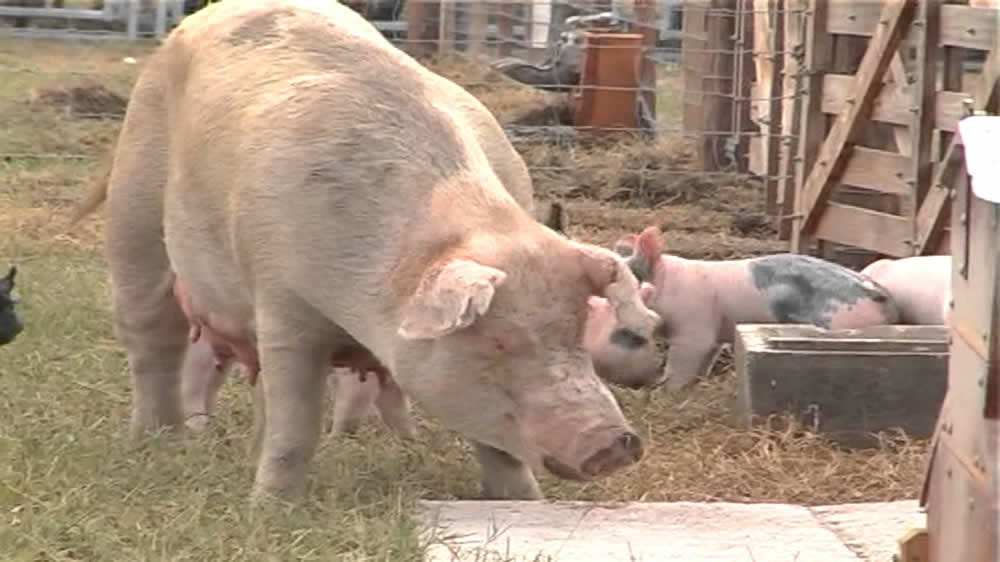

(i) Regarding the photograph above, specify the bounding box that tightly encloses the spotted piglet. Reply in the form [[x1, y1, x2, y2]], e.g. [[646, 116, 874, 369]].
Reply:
[[614, 226, 901, 392], [860, 255, 951, 325]]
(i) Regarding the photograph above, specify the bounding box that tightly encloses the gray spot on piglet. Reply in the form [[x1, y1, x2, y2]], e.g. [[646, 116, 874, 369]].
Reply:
[[610, 328, 648, 350], [749, 254, 890, 329]]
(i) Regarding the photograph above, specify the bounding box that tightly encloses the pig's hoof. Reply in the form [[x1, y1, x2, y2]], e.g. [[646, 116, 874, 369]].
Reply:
[[183, 412, 215, 432]]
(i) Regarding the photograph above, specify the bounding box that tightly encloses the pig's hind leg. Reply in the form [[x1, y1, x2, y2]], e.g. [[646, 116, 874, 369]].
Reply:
[[328, 368, 380, 436], [104, 73, 191, 436]]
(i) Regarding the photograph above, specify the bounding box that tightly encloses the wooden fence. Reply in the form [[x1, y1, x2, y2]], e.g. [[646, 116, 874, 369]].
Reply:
[[745, 0, 999, 261]]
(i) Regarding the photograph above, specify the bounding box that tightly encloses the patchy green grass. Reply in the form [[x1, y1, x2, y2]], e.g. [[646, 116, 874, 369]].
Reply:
[[0, 38, 929, 561]]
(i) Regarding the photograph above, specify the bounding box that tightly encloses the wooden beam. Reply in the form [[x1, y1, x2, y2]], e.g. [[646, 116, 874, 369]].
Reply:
[[915, 46, 1000, 253], [827, 2, 997, 51], [798, 0, 916, 236]]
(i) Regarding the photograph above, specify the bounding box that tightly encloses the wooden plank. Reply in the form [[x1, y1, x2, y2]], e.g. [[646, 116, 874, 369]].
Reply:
[[734, 323, 950, 448], [897, 529, 929, 562], [940, 4, 998, 51], [828, 1, 999, 50], [936, 90, 973, 132], [827, 1, 884, 37], [768, 337, 948, 352], [790, 0, 834, 251], [814, 201, 914, 258], [915, 46, 1000, 253], [777, 0, 804, 239], [839, 147, 911, 193], [798, 0, 916, 237], [822, 76, 971, 131]]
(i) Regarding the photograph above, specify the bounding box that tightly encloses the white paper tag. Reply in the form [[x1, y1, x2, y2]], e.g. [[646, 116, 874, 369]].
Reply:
[[958, 115, 1000, 204]]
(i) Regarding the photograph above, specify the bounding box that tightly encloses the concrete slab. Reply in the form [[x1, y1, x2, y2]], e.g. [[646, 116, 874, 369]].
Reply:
[[810, 500, 926, 561], [419, 500, 924, 562]]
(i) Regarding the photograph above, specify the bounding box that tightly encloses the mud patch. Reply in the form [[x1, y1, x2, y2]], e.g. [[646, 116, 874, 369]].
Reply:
[[29, 82, 127, 119]]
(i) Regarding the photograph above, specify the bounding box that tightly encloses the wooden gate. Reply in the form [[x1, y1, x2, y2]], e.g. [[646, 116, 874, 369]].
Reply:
[[756, 0, 1000, 260]]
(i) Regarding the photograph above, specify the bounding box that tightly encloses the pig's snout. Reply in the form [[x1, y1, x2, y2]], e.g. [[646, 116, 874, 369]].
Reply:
[[542, 430, 644, 481]]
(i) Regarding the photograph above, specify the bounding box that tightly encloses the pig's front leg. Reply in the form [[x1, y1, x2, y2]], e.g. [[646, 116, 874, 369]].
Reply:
[[374, 375, 416, 439], [251, 311, 331, 502], [662, 334, 721, 393], [473, 441, 543, 500]]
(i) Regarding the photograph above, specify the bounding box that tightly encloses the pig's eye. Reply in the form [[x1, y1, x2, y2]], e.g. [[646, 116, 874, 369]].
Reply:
[[611, 329, 648, 349]]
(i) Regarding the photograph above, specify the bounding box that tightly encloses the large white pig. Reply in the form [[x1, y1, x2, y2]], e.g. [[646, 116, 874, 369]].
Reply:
[[860, 255, 951, 325], [73, 0, 665, 502], [615, 226, 901, 392]]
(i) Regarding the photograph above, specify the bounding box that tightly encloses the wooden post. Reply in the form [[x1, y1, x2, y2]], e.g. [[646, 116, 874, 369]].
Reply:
[[908, 0, 943, 256], [496, 2, 514, 57], [788, 0, 832, 253], [406, 0, 435, 57], [438, 0, 456, 56], [635, 0, 658, 125], [777, 0, 804, 239], [465, 0, 488, 57], [753, 0, 784, 216]]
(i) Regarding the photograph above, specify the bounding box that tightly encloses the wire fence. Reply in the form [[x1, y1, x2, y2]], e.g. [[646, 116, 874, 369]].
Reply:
[[0, 0, 807, 217]]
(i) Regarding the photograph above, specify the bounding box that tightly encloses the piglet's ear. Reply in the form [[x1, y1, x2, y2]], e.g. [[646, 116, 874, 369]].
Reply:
[[636, 226, 663, 262], [0, 266, 15, 294], [398, 259, 507, 340]]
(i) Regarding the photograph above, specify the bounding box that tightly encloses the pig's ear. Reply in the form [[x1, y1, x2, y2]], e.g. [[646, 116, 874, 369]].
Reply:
[[613, 234, 638, 258], [542, 201, 568, 234], [398, 259, 508, 340], [636, 226, 663, 262]]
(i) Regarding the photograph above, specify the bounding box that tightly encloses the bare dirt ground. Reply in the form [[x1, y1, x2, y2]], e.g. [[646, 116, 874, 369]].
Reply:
[[0, 39, 929, 560]]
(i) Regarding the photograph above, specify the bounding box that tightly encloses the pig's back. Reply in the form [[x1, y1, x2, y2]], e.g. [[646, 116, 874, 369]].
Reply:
[[745, 254, 897, 329]]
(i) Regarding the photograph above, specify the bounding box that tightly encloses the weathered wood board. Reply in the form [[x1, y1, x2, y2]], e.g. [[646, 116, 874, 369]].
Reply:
[[734, 323, 950, 448]]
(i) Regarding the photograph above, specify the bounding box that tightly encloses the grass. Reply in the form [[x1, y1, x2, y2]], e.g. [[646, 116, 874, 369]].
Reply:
[[0, 38, 930, 560]]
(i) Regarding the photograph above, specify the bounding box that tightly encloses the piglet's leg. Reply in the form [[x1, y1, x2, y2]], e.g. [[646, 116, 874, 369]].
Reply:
[[473, 441, 543, 500], [373, 374, 416, 439], [662, 334, 721, 393], [180, 339, 229, 431], [328, 368, 379, 436]]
